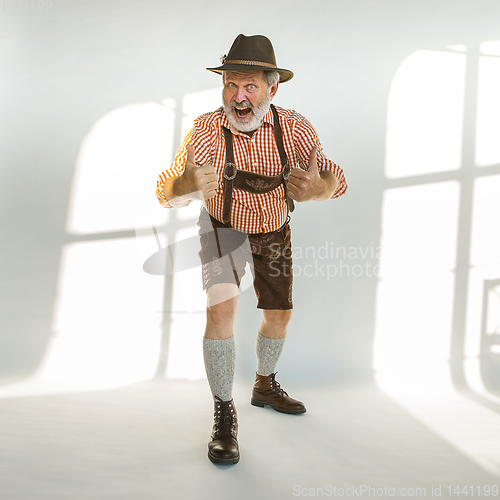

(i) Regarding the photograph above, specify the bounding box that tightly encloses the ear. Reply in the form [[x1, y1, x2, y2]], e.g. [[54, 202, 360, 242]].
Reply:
[[270, 81, 279, 100]]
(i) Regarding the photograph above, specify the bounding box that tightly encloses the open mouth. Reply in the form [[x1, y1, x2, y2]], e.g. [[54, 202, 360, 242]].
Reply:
[[234, 106, 252, 119]]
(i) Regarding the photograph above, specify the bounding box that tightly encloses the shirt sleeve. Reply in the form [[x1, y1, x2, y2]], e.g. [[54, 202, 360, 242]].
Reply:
[[156, 127, 196, 208], [292, 114, 347, 200]]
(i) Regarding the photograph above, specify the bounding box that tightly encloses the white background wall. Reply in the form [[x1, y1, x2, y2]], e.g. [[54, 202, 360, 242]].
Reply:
[[1, 0, 500, 398]]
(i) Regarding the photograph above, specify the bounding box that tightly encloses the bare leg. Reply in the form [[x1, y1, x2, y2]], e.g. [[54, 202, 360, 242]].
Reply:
[[204, 283, 239, 340], [259, 309, 292, 339]]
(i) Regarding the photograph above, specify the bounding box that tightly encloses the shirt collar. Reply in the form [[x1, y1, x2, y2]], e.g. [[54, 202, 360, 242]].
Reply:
[[262, 106, 274, 126]]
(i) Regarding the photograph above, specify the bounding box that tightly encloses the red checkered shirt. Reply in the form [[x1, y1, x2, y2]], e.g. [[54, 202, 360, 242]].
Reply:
[[156, 105, 347, 234]]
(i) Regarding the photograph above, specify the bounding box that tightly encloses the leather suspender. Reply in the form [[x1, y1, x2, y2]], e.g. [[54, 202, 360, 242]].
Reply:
[[221, 104, 295, 227], [270, 105, 295, 215], [222, 128, 236, 225]]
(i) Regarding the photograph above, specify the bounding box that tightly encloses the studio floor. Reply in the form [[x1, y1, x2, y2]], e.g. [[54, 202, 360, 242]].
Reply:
[[0, 378, 498, 500]]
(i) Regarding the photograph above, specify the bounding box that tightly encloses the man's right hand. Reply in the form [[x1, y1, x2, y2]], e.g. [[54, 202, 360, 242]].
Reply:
[[180, 144, 218, 201]]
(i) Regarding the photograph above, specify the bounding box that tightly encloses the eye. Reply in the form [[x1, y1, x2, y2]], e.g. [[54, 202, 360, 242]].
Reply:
[[247, 84, 256, 90]]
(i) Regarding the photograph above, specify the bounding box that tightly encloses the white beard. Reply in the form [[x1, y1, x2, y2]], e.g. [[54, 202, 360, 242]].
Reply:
[[223, 90, 272, 133]]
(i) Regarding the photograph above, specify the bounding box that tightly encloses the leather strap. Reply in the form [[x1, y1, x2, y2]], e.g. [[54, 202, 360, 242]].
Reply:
[[271, 104, 295, 213], [234, 170, 283, 193], [222, 127, 235, 225]]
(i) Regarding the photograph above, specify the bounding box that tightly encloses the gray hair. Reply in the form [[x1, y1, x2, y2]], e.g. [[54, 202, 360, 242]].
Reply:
[[222, 69, 280, 87], [263, 70, 280, 87]]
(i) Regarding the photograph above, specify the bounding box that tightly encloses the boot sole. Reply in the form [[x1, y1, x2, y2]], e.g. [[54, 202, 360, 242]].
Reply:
[[208, 450, 240, 465], [251, 398, 307, 414]]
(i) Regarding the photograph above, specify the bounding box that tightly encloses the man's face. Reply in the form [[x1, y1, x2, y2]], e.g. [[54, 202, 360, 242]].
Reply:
[[222, 70, 278, 132]]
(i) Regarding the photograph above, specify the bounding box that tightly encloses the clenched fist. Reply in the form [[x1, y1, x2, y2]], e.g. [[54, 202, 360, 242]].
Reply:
[[286, 146, 338, 202], [181, 144, 218, 201], [287, 146, 322, 202], [162, 144, 219, 207]]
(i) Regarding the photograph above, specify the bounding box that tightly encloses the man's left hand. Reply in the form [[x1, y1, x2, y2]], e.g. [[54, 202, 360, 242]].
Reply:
[[287, 147, 335, 202]]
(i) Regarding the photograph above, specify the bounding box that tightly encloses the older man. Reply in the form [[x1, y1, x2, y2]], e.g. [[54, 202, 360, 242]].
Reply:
[[156, 34, 347, 465]]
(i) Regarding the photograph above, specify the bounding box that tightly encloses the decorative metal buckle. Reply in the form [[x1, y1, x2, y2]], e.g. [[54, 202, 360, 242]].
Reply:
[[282, 163, 291, 181], [223, 162, 237, 180], [250, 243, 261, 254]]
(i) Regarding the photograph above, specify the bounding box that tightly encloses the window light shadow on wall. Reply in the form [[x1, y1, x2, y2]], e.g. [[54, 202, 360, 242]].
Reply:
[[0, 88, 225, 398], [475, 41, 500, 167], [373, 42, 500, 477], [384, 49, 466, 178]]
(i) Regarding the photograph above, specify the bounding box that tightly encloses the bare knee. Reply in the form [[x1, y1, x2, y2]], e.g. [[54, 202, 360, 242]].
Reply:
[[205, 284, 238, 339], [263, 309, 292, 327], [207, 299, 236, 327], [261, 309, 292, 338]]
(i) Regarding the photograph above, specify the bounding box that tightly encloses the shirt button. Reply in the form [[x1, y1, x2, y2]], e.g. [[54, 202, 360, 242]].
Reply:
[[253, 162, 258, 167]]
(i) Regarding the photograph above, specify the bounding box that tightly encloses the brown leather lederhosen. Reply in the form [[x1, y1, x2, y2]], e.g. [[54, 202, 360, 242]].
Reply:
[[221, 104, 295, 227]]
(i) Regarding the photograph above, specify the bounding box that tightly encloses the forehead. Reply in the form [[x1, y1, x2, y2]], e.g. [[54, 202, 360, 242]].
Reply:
[[223, 70, 266, 83]]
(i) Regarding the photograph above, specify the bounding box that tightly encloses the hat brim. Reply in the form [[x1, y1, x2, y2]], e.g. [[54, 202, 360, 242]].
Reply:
[[206, 64, 294, 83]]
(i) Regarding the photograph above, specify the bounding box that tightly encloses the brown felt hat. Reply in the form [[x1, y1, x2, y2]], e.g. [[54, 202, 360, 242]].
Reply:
[[206, 34, 294, 83]]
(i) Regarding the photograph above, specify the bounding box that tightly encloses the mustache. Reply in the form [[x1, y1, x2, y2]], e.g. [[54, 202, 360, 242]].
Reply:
[[230, 100, 254, 109]]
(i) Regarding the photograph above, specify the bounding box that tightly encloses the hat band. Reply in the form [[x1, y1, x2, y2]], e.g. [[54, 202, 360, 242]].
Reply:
[[225, 59, 277, 69]]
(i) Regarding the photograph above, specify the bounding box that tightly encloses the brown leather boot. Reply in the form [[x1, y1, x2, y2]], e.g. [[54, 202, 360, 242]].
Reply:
[[251, 372, 306, 414], [208, 397, 239, 465]]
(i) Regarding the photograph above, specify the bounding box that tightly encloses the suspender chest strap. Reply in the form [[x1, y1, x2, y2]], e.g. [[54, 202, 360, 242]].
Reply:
[[221, 104, 295, 226]]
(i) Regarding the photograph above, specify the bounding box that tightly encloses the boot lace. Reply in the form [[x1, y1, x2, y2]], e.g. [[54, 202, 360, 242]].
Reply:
[[213, 397, 237, 438], [269, 372, 289, 397]]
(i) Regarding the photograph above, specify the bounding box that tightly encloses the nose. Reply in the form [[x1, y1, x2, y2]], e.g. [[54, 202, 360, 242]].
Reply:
[[234, 87, 248, 103]]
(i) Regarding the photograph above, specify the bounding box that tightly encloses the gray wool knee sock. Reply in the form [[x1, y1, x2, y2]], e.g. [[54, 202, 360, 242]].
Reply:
[[203, 336, 235, 402], [255, 332, 285, 376]]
